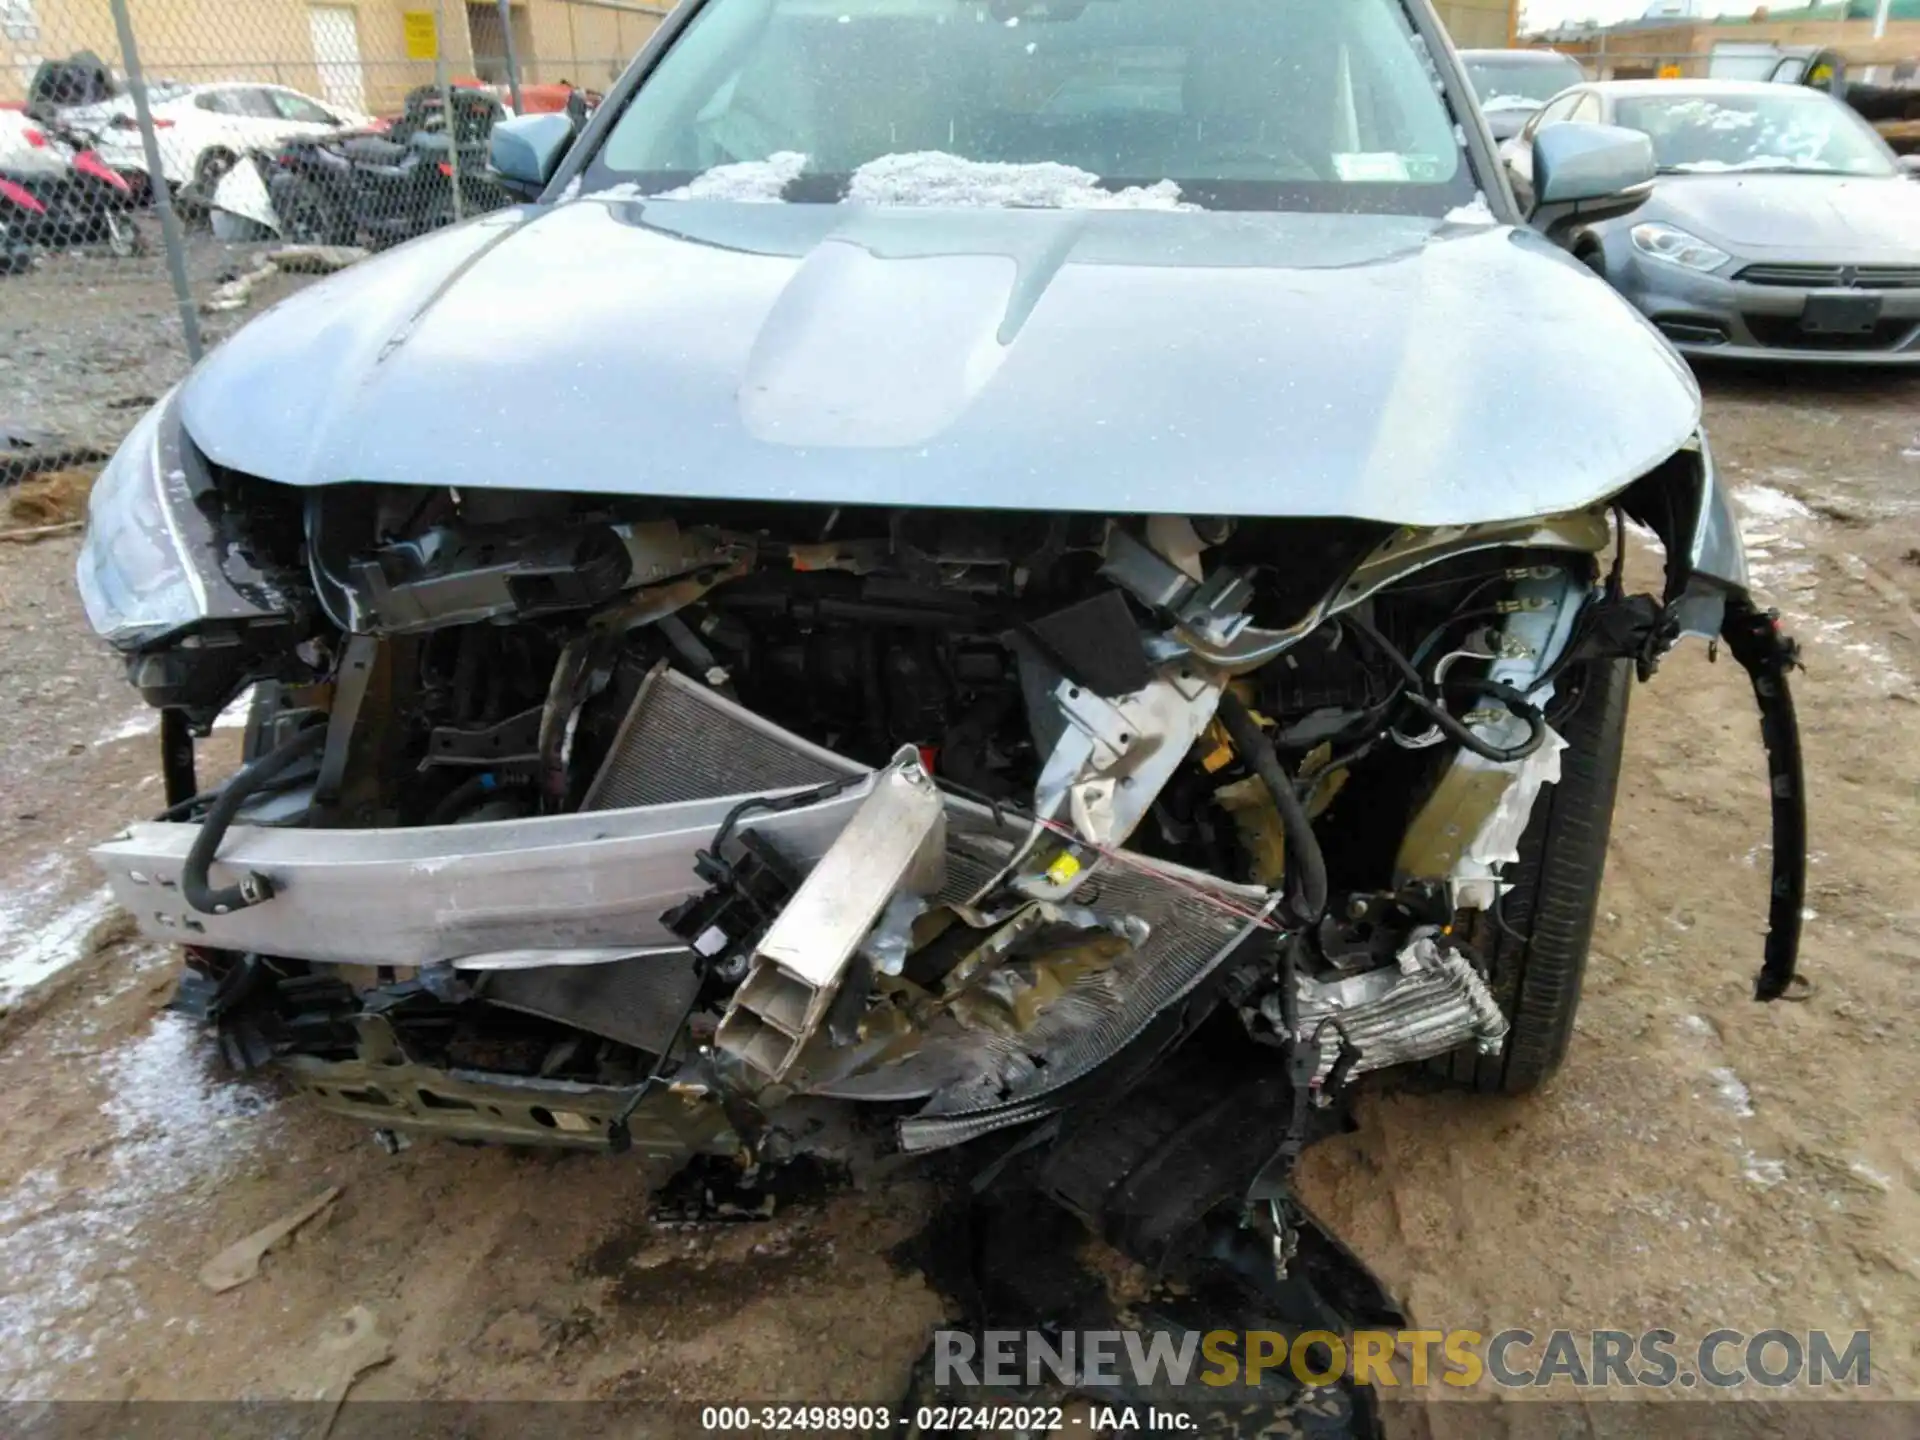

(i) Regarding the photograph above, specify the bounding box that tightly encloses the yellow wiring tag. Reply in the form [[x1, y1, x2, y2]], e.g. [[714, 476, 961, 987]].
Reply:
[[1045, 852, 1083, 886], [1198, 718, 1236, 773]]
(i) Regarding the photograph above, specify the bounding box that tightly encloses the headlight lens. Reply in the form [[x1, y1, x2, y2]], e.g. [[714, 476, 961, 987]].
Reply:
[[1630, 222, 1732, 273], [75, 394, 207, 649]]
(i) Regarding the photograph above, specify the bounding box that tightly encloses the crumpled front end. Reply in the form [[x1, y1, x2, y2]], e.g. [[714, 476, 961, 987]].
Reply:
[[80, 407, 1803, 1212]]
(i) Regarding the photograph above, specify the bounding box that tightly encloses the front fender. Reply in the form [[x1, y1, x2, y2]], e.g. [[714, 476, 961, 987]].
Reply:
[[1622, 429, 1750, 638]]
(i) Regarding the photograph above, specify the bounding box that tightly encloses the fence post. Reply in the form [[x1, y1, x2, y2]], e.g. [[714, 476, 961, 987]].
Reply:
[[499, 0, 526, 115], [433, 0, 466, 222], [106, 0, 204, 362]]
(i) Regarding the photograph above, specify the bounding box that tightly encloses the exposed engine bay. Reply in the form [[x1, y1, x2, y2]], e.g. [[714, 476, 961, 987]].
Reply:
[[85, 442, 1807, 1285]]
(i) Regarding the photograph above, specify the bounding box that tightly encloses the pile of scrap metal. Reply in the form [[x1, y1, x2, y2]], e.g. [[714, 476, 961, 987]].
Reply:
[[82, 434, 1803, 1345]]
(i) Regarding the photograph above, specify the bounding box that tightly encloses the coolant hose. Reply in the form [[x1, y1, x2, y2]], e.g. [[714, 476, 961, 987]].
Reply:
[[181, 726, 327, 916], [425, 770, 536, 826], [1217, 691, 1328, 929]]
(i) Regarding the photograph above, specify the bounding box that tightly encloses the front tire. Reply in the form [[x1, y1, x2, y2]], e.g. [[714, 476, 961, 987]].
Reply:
[[1436, 658, 1632, 1094]]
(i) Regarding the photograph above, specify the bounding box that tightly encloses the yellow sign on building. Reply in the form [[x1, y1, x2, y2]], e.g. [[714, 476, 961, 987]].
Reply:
[[403, 10, 439, 61]]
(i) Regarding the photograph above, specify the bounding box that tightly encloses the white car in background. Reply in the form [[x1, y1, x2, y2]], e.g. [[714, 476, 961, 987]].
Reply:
[[65, 82, 370, 200]]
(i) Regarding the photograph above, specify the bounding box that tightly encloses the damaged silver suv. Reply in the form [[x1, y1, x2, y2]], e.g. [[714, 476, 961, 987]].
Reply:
[[77, 0, 1805, 1364]]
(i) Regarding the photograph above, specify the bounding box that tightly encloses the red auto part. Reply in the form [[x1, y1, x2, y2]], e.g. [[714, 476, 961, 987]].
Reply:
[[0, 176, 47, 214], [73, 151, 131, 192]]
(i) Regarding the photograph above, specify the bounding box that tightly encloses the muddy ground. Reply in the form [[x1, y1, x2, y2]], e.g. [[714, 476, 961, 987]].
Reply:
[[2, 251, 1918, 1421]]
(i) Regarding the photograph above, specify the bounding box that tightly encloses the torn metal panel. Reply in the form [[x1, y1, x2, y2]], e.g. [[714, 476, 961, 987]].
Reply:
[[718, 749, 946, 1085], [1394, 568, 1586, 907], [1177, 511, 1612, 675], [281, 1046, 738, 1156], [891, 860, 1279, 1152], [1027, 662, 1225, 853], [1286, 932, 1509, 1080]]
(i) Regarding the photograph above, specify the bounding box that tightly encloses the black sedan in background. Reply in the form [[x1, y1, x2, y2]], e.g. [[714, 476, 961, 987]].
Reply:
[[1502, 79, 1920, 364]]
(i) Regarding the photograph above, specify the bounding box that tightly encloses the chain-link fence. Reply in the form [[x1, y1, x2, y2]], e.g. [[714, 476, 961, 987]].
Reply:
[[2, 0, 663, 457]]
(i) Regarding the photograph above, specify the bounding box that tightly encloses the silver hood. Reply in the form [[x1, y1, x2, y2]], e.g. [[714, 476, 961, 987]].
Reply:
[[1640, 172, 1920, 263], [178, 196, 1701, 525]]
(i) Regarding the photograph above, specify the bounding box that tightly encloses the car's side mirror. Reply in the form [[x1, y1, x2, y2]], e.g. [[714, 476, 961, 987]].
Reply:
[[488, 111, 575, 201], [1899, 155, 1920, 180], [1529, 122, 1656, 239]]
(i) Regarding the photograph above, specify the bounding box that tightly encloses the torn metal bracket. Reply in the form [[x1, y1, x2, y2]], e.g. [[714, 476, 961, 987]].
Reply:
[[314, 634, 378, 804], [1720, 600, 1808, 1003], [716, 748, 946, 1085], [1098, 527, 1254, 647], [424, 704, 544, 770], [1028, 663, 1224, 854]]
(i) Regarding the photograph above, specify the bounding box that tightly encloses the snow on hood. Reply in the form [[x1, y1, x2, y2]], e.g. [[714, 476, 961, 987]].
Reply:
[[649, 151, 810, 202], [1667, 157, 1856, 174], [845, 152, 1193, 211], [636, 152, 1192, 211], [1444, 195, 1498, 227]]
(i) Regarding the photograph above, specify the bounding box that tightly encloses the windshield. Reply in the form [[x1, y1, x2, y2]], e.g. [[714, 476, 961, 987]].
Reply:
[[1464, 54, 1583, 110], [595, 0, 1471, 214], [1615, 90, 1897, 176]]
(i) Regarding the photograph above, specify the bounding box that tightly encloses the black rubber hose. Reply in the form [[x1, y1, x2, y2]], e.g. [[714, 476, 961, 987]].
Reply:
[[424, 770, 536, 826], [1347, 611, 1549, 764], [1217, 690, 1328, 929], [1405, 679, 1549, 764], [182, 726, 327, 916]]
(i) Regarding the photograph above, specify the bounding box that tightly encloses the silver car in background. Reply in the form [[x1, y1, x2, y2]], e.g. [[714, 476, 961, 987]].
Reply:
[[1503, 79, 1920, 364], [1459, 48, 1587, 143]]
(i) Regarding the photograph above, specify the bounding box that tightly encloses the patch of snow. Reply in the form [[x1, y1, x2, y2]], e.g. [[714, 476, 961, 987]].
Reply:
[[94, 706, 160, 744], [1735, 485, 1811, 523], [0, 864, 117, 1007], [1443, 194, 1497, 227], [1849, 1160, 1892, 1192], [555, 174, 583, 203], [651, 151, 809, 202], [1740, 1150, 1787, 1189], [1707, 1066, 1755, 1119], [1668, 156, 1801, 173], [0, 1008, 283, 1395], [1679, 1013, 1715, 1037], [212, 685, 256, 731], [94, 710, 160, 747], [847, 152, 1194, 211]]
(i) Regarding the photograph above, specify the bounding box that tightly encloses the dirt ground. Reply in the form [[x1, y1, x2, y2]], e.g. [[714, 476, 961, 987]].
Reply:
[[2, 252, 1918, 1418]]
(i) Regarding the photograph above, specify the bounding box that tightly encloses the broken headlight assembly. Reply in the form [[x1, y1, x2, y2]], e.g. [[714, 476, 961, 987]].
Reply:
[[75, 395, 207, 651], [76, 393, 309, 717]]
